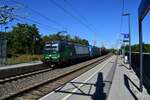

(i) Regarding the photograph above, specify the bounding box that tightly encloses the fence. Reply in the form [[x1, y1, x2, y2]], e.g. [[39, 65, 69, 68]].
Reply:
[[125, 52, 150, 78]]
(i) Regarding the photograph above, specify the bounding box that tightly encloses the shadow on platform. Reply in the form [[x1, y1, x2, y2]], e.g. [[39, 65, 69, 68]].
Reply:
[[92, 72, 106, 100], [124, 74, 139, 100], [55, 72, 107, 100], [120, 64, 131, 70], [109, 61, 115, 64]]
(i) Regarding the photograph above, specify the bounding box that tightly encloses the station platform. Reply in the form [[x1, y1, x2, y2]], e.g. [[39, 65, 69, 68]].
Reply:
[[39, 55, 150, 100], [0, 61, 42, 70], [108, 56, 150, 100], [0, 61, 45, 79]]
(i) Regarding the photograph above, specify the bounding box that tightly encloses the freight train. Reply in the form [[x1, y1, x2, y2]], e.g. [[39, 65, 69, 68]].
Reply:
[[42, 40, 108, 66]]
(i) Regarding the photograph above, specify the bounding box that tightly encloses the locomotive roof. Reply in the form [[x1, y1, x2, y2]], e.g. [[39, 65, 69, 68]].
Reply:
[[45, 40, 88, 46]]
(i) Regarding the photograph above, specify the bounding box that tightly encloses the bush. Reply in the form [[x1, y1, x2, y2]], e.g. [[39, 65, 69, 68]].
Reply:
[[31, 55, 41, 61], [6, 55, 42, 65]]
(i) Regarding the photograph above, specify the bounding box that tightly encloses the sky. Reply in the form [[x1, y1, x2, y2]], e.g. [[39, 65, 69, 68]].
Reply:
[[0, 0, 150, 48]]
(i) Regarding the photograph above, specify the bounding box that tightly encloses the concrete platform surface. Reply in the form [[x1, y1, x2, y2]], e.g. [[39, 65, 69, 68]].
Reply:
[[0, 61, 42, 70], [107, 56, 150, 100], [39, 55, 150, 100], [39, 55, 117, 100], [0, 61, 46, 79]]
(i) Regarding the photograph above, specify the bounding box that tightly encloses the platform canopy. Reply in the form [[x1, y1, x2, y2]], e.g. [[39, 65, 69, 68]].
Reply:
[[139, 0, 150, 21], [138, 0, 150, 92]]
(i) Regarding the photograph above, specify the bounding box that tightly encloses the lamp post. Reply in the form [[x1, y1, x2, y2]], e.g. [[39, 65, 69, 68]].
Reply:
[[122, 13, 131, 69]]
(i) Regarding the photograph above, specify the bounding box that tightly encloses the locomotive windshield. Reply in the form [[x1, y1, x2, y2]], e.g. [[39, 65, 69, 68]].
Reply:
[[44, 42, 59, 53]]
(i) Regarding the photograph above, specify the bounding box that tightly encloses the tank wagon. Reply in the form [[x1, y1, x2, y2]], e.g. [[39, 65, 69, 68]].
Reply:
[[42, 41, 89, 65]]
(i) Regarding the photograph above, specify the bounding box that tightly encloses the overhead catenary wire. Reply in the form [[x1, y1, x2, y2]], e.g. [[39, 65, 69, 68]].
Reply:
[[115, 0, 125, 49], [15, 14, 59, 31], [8, 0, 67, 30], [15, 18, 57, 34], [1, 6, 60, 31], [64, 0, 99, 46], [64, 0, 97, 31], [119, 0, 124, 41], [6, 0, 97, 37], [49, 0, 97, 34]]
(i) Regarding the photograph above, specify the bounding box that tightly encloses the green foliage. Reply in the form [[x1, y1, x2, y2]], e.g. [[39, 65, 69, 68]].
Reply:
[[143, 43, 150, 53], [124, 43, 150, 53], [5, 23, 89, 56], [7, 23, 42, 55], [42, 33, 89, 45], [108, 48, 116, 53], [6, 55, 42, 65]]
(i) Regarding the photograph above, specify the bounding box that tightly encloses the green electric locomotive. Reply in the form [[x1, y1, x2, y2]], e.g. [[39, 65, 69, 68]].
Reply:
[[42, 41, 90, 66]]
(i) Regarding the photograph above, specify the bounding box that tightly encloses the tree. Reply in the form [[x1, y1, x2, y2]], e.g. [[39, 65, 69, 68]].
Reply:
[[42, 34, 89, 45], [7, 23, 41, 54], [6, 23, 89, 56], [125, 43, 150, 53]]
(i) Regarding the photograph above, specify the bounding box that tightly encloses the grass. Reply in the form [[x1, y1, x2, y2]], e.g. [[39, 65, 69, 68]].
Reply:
[[6, 54, 42, 65]]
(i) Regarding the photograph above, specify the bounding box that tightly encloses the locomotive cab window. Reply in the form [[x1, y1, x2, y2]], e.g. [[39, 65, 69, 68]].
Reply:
[[44, 42, 59, 53]]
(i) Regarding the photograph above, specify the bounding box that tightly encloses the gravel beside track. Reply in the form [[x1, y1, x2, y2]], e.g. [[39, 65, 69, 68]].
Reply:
[[0, 68, 53, 83], [0, 54, 112, 100]]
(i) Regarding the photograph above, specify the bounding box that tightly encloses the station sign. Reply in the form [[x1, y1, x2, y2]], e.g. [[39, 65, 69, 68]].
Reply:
[[139, 0, 150, 20], [123, 34, 129, 39], [123, 40, 129, 42]]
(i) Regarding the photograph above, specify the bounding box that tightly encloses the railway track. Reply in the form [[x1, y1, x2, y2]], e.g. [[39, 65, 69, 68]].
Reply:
[[0, 68, 53, 83], [0, 54, 112, 100]]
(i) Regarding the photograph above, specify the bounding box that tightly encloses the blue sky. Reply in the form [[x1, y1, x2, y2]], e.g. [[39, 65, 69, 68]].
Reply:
[[1, 0, 150, 48]]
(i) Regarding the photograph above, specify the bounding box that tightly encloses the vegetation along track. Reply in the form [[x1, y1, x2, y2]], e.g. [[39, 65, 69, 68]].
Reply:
[[0, 54, 112, 100]]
